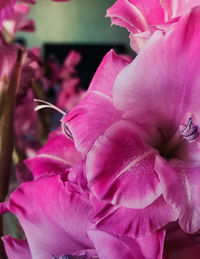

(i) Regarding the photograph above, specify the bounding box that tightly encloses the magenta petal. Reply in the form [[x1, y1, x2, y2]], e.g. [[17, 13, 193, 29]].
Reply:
[[62, 92, 122, 154], [87, 120, 161, 209], [2, 236, 31, 259], [87, 49, 132, 99], [62, 50, 131, 154], [0, 201, 9, 214], [25, 133, 83, 179], [93, 195, 177, 237], [7, 175, 93, 258], [88, 229, 165, 259], [155, 156, 200, 233]]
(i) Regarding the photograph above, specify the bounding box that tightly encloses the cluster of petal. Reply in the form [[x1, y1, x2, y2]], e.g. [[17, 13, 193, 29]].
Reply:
[[62, 6, 200, 240], [0, 131, 166, 258]]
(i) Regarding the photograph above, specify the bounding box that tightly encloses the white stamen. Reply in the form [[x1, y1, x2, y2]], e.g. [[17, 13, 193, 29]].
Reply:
[[34, 99, 66, 116]]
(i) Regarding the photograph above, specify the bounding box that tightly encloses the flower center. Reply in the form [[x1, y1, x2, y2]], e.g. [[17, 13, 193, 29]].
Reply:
[[158, 117, 199, 160], [179, 117, 199, 142]]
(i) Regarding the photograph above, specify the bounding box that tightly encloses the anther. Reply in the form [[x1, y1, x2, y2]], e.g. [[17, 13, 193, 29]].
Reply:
[[180, 117, 199, 142]]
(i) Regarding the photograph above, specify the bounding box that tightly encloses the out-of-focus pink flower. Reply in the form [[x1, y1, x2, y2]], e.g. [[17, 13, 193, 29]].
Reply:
[[16, 46, 43, 101], [106, 0, 200, 52], [59, 50, 82, 79], [0, 0, 16, 30], [57, 50, 85, 111], [63, 8, 200, 238], [15, 90, 39, 151], [3, 3, 35, 41], [0, 35, 17, 80], [57, 78, 85, 111]]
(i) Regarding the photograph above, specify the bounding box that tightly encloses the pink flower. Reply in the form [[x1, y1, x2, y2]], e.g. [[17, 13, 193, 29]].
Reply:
[[57, 50, 85, 111], [106, 0, 200, 52], [63, 7, 200, 237], [59, 50, 82, 79], [0, 0, 16, 29], [3, 3, 35, 41]]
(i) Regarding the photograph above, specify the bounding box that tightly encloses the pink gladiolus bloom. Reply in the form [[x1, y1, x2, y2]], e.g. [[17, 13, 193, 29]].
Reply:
[[63, 7, 200, 237], [106, 0, 200, 52], [3, 3, 35, 41]]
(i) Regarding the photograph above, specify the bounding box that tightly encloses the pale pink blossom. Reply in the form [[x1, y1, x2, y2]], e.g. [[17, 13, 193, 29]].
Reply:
[[106, 0, 200, 52]]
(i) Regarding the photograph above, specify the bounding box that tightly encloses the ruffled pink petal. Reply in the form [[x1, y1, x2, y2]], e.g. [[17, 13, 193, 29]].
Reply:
[[106, 0, 164, 32], [2, 236, 31, 259], [25, 133, 83, 179], [106, 0, 165, 51], [87, 120, 161, 209], [155, 156, 200, 234], [92, 195, 177, 238], [88, 229, 165, 259], [113, 8, 200, 132], [62, 50, 131, 154], [6, 175, 93, 258]]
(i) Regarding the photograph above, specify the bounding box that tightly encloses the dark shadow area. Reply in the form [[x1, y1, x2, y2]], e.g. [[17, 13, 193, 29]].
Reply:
[[44, 43, 134, 90]]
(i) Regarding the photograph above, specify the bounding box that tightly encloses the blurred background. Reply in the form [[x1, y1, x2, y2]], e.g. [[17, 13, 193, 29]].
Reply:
[[17, 0, 130, 49]]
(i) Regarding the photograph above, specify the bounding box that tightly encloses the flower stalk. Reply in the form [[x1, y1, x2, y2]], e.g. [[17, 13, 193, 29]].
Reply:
[[0, 48, 23, 259]]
